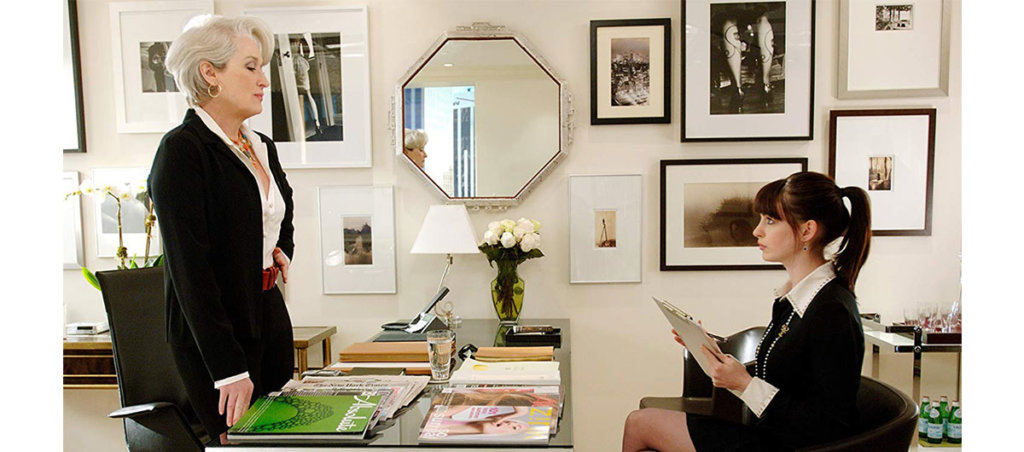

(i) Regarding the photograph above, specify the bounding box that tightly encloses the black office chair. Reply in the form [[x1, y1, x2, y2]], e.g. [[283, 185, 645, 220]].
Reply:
[[98, 267, 208, 452]]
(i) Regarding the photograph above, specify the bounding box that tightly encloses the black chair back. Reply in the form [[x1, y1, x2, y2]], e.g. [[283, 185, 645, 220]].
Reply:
[[98, 267, 205, 451], [801, 376, 918, 452]]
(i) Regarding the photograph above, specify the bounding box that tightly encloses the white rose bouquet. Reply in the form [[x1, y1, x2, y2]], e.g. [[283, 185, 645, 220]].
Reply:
[[478, 217, 543, 322]]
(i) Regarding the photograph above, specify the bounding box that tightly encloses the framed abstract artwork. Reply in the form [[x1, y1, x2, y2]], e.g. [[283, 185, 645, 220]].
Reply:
[[661, 158, 807, 270], [681, 0, 815, 141], [829, 108, 936, 235], [245, 6, 372, 168], [590, 18, 671, 125], [109, 0, 213, 133], [569, 174, 643, 283], [837, 0, 950, 98], [317, 186, 396, 294]]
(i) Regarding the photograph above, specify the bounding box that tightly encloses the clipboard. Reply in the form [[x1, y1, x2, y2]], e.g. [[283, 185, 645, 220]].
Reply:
[[653, 297, 724, 378]]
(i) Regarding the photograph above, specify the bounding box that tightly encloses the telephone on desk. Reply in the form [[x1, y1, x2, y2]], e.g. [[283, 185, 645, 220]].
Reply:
[[378, 287, 450, 341]]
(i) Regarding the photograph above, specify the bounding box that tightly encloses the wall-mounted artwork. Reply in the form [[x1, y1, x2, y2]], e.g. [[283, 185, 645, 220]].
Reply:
[[661, 158, 807, 270], [569, 175, 642, 284], [245, 6, 371, 168], [590, 18, 671, 125], [318, 186, 395, 294], [63, 0, 86, 153]]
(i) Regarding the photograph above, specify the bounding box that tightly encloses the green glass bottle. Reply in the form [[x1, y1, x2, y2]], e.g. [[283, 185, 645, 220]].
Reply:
[[918, 396, 931, 436], [926, 402, 944, 444], [939, 395, 950, 438], [947, 401, 961, 444]]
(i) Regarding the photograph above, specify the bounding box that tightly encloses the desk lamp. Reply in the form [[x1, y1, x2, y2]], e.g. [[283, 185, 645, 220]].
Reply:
[[410, 205, 480, 324]]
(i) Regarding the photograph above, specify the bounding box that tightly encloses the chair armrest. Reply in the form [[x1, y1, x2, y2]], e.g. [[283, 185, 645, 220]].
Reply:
[[108, 402, 176, 419]]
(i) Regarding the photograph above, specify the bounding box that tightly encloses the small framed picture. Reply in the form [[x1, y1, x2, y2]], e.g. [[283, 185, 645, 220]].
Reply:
[[590, 18, 671, 125], [569, 175, 643, 283], [661, 158, 807, 270], [829, 109, 936, 236], [109, 1, 213, 133], [245, 6, 372, 168], [681, 0, 816, 141], [317, 186, 396, 294], [63, 171, 84, 269], [838, 0, 950, 98]]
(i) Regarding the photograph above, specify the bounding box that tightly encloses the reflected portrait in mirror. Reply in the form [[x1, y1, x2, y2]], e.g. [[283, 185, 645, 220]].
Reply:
[[404, 128, 429, 169]]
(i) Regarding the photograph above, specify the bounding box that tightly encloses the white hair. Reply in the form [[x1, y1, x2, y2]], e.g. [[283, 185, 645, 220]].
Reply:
[[404, 129, 428, 150], [165, 15, 274, 107]]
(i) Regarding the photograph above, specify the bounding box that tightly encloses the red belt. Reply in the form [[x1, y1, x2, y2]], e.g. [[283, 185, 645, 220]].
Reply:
[[262, 266, 279, 291]]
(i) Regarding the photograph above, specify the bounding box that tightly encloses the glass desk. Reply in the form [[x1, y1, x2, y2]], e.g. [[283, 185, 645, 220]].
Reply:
[[208, 318, 573, 451]]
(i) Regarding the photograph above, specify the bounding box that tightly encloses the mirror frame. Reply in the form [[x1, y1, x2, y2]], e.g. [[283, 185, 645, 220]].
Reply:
[[392, 22, 574, 209]]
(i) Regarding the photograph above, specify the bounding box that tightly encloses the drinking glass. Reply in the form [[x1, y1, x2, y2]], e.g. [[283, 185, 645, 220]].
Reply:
[[426, 329, 455, 381]]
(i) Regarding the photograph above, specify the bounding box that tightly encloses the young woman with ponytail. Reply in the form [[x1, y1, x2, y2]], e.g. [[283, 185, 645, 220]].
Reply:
[[623, 172, 872, 452]]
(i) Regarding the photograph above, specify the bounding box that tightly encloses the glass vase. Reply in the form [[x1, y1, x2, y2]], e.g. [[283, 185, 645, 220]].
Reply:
[[490, 260, 524, 324]]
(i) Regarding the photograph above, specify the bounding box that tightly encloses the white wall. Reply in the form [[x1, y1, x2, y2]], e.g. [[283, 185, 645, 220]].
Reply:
[[64, 1, 961, 451]]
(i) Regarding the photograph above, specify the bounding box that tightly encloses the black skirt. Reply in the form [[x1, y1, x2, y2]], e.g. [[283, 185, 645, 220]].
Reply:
[[687, 413, 790, 452]]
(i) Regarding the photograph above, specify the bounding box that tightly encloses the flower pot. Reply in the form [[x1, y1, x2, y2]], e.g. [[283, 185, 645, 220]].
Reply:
[[490, 260, 524, 324]]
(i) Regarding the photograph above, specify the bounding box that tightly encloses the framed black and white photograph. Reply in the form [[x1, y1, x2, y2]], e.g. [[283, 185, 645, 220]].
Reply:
[[63, 172, 84, 269], [245, 6, 371, 168], [570, 175, 642, 283], [63, 0, 86, 153], [318, 186, 395, 294], [838, 0, 950, 98], [91, 168, 161, 259], [109, 1, 213, 133], [590, 19, 670, 125], [682, 0, 815, 141], [829, 109, 936, 236], [661, 158, 806, 270]]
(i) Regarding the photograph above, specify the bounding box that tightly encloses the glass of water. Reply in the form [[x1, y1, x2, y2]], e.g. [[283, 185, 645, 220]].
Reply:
[[426, 329, 455, 381]]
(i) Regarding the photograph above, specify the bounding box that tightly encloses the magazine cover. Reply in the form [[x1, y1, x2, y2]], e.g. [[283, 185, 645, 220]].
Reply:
[[418, 387, 560, 444], [227, 394, 382, 443]]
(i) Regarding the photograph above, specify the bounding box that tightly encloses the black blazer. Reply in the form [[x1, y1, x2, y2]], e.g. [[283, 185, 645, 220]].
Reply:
[[148, 109, 295, 382]]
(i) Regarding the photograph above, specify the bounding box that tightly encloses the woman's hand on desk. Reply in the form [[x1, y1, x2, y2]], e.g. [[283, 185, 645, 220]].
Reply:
[[219, 377, 254, 427], [701, 345, 752, 393]]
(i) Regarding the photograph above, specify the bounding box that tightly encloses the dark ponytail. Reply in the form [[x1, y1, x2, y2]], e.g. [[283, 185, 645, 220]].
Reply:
[[835, 186, 871, 291], [754, 172, 872, 292]]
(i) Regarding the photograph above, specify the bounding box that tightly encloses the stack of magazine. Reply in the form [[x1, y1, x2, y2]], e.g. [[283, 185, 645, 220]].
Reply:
[[418, 385, 564, 445], [227, 375, 430, 444]]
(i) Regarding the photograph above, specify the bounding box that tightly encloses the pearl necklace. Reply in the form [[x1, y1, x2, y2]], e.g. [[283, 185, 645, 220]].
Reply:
[[754, 310, 796, 380]]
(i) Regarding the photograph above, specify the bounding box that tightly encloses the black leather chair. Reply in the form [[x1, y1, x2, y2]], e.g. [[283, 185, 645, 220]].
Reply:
[[98, 267, 209, 451]]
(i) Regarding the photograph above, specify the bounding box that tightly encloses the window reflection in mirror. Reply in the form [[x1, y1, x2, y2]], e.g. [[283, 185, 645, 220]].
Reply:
[[405, 86, 477, 197]]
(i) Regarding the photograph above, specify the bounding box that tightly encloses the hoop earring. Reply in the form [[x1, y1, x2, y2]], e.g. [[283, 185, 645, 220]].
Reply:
[[206, 84, 221, 98]]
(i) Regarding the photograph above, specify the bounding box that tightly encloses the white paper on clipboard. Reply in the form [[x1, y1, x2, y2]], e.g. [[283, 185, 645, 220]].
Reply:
[[653, 296, 725, 378]]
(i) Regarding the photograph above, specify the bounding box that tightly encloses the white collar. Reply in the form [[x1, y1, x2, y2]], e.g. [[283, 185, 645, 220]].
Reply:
[[193, 106, 260, 150], [772, 262, 836, 317]]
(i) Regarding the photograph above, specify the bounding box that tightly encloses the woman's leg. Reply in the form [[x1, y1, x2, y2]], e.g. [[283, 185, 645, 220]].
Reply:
[[721, 18, 744, 112], [756, 14, 775, 103], [622, 408, 697, 452]]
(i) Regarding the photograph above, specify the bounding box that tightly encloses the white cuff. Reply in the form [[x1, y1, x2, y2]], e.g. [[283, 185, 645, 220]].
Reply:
[[739, 377, 779, 418], [214, 372, 250, 389]]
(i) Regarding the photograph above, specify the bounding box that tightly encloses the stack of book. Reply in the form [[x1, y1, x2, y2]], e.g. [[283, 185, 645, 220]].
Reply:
[[418, 386, 564, 445], [329, 341, 432, 375], [448, 358, 561, 386], [226, 375, 430, 444]]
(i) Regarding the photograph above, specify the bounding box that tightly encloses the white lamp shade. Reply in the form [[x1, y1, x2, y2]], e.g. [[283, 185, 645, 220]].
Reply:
[[410, 205, 481, 254]]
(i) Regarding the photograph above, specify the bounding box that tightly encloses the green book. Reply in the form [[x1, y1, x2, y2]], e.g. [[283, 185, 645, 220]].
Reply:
[[227, 394, 382, 443]]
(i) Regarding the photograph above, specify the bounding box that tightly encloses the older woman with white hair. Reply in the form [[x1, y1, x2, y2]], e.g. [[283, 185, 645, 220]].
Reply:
[[404, 128, 428, 169], [147, 15, 295, 442]]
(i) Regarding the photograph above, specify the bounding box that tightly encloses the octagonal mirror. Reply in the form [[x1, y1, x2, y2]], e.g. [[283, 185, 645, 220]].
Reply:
[[394, 23, 572, 208]]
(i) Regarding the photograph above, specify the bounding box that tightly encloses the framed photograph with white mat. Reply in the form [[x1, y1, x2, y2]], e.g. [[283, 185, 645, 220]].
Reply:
[[837, 0, 950, 98], [569, 174, 642, 283], [245, 6, 371, 168], [589, 19, 671, 125], [681, 0, 815, 141], [109, 1, 213, 133], [317, 186, 396, 294], [661, 158, 806, 270], [91, 168, 161, 259], [828, 109, 936, 236], [63, 171, 84, 269]]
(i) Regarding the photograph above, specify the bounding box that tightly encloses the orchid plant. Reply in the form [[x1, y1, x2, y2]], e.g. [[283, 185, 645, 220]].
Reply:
[[65, 179, 162, 290]]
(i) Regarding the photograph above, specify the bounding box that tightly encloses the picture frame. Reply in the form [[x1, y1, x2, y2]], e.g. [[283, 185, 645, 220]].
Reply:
[[91, 168, 161, 259], [661, 158, 807, 270], [245, 6, 372, 168], [837, 0, 951, 99], [63, 172, 84, 269], [64, 0, 86, 153], [681, 0, 815, 141], [590, 18, 671, 125], [109, 0, 213, 133], [828, 109, 936, 236], [317, 186, 396, 294], [569, 174, 643, 283]]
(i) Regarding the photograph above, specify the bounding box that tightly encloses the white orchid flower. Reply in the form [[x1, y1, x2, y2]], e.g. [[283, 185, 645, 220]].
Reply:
[[483, 229, 499, 246], [521, 232, 540, 252], [103, 184, 122, 199], [78, 179, 99, 198], [499, 231, 517, 248]]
